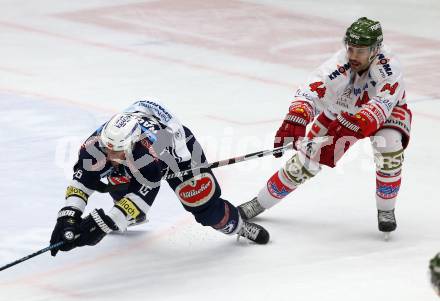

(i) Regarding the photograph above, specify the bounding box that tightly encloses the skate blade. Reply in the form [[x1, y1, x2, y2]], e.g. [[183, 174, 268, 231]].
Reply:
[[128, 218, 149, 228]]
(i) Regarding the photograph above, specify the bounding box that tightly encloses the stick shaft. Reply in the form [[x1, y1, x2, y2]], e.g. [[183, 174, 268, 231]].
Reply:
[[163, 143, 292, 180], [0, 241, 64, 272]]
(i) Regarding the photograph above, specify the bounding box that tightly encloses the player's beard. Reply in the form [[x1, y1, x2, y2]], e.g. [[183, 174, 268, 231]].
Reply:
[[349, 59, 371, 74], [349, 59, 363, 71]]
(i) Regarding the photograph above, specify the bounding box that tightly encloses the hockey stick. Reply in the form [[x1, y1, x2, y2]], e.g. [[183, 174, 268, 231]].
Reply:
[[97, 137, 326, 190], [0, 144, 293, 271], [163, 142, 294, 180], [96, 142, 295, 191], [0, 241, 64, 272]]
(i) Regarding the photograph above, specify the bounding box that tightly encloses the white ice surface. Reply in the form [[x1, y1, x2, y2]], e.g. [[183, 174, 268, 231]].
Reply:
[[0, 1, 439, 300]]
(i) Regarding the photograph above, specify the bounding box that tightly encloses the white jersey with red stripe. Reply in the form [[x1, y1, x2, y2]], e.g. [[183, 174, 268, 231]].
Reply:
[[294, 45, 407, 124]]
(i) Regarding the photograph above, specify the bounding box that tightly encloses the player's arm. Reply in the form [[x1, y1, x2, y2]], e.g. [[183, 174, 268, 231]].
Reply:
[[353, 76, 404, 137], [317, 64, 404, 168], [70, 154, 162, 251], [63, 134, 107, 211], [274, 76, 324, 157], [336, 58, 405, 138], [50, 134, 107, 256], [274, 50, 344, 157], [107, 159, 162, 232]]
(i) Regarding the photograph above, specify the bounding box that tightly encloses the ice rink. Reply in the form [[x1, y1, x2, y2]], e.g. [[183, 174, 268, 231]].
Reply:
[[0, 0, 439, 300]]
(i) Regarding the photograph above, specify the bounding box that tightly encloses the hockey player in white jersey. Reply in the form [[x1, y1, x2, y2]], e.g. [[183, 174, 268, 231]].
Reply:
[[238, 17, 411, 236], [50, 100, 269, 256]]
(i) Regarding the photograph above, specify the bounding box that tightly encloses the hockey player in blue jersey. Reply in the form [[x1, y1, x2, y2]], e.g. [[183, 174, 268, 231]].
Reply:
[[50, 100, 269, 256]]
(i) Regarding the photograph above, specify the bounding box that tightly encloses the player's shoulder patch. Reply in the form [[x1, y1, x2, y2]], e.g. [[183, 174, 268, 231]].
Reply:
[[322, 49, 351, 82], [327, 62, 351, 81], [370, 52, 402, 81]]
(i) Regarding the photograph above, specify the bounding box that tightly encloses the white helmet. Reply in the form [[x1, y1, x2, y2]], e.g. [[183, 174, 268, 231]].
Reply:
[[100, 113, 141, 151]]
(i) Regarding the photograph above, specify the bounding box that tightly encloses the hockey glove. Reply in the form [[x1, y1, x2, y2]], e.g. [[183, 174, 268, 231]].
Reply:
[[274, 101, 313, 157], [50, 206, 82, 257], [327, 112, 365, 140], [76, 209, 118, 247], [318, 112, 365, 168]]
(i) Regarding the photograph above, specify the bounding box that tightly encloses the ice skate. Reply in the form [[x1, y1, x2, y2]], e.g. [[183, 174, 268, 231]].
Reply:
[[237, 220, 270, 244], [237, 197, 265, 220], [128, 214, 148, 228], [378, 209, 396, 240]]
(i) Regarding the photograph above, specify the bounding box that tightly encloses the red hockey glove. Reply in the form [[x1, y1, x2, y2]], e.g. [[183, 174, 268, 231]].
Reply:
[[352, 104, 384, 137], [274, 101, 313, 158], [328, 112, 365, 140], [318, 112, 365, 168]]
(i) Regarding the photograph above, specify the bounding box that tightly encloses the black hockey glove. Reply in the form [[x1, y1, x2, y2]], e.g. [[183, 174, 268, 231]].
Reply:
[[50, 207, 82, 257], [76, 209, 118, 247]]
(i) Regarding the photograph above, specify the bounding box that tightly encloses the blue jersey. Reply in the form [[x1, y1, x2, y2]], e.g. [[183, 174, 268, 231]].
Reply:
[[63, 100, 195, 231]]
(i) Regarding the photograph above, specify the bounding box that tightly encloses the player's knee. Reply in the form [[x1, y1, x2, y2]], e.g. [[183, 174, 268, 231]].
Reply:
[[174, 171, 229, 226], [372, 129, 404, 172], [191, 197, 227, 226], [372, 128, 403, 153], [283, 153, 320, 185]]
